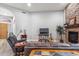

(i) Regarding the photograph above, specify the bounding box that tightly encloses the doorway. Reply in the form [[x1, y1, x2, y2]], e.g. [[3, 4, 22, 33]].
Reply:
[[0, 23, 8, 39]]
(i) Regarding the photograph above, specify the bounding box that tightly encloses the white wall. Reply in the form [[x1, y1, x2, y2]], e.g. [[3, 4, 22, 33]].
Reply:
[[13, 11, 65, 41], [29, 11, 65, 41], [14, 12, 29, 34], [13, 12, 33, 41]]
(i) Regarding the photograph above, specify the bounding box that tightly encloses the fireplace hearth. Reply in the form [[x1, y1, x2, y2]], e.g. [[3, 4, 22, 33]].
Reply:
[[68, 31, 78, 43]]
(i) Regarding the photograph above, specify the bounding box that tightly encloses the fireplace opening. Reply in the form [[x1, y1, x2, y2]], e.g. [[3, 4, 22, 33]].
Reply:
[[68, 31, 78, 43]]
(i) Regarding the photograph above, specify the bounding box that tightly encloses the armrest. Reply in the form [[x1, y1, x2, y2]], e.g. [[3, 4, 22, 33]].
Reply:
[[17, 40, 25, 42]]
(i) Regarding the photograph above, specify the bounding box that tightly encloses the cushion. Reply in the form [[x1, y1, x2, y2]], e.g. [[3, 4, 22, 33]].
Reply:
[[50, 43, 70, 47], [70, 44, 79, 47], [15, 42, 26, 47], [26, 42, 50, 47], [57, 43, 70, 47]]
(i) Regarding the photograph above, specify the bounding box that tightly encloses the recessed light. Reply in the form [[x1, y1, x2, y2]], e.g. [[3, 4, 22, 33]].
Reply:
[[27, 3, 31, 7]]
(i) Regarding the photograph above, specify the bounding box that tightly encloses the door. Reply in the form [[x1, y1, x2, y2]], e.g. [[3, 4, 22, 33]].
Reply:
[[0, 23, 8, 39]]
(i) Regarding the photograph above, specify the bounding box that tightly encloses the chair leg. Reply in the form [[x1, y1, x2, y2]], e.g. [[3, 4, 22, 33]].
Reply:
[[14, 52, 24, 56], [16, 52, 20, 56], [19, 52, 20, 56], [22, 52, 23, 56], [14, 53, 17, 56]]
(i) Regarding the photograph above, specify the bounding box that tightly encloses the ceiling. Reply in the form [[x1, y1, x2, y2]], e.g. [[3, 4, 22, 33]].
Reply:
[[1, 3, 68, 12]]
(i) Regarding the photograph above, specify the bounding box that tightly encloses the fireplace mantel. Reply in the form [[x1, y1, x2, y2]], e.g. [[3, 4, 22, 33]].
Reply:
[[65, 24, 79, 29]]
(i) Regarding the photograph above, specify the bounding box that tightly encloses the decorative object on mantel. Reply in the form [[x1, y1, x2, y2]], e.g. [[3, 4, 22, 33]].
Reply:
[[56, 25, 64, 43], [64, 23, 69, 27]]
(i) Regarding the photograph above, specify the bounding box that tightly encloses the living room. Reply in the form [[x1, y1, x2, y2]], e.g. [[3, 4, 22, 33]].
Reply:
[[0, 3, 79, 56]]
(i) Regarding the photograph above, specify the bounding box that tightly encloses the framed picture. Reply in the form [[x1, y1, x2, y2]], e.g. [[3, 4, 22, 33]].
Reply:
[[69, 17, 76, 25]]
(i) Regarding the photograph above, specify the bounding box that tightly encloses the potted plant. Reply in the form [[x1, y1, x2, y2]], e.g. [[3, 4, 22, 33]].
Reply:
[[56, 25, 64, 43]]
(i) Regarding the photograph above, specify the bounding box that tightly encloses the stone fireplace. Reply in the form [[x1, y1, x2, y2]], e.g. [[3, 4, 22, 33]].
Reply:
[[65, 3, 79, 43]]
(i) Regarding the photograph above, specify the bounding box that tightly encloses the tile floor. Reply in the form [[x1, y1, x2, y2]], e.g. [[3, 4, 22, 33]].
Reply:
[[0, 39, 14, 56]]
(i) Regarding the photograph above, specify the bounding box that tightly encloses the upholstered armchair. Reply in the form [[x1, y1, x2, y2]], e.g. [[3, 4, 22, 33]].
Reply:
[[7, 33, 26, 56]]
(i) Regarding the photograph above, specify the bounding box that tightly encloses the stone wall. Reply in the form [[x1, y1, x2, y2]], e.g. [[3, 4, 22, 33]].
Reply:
[[65, 3, 79, 43], [65, 3, 79, 24]]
